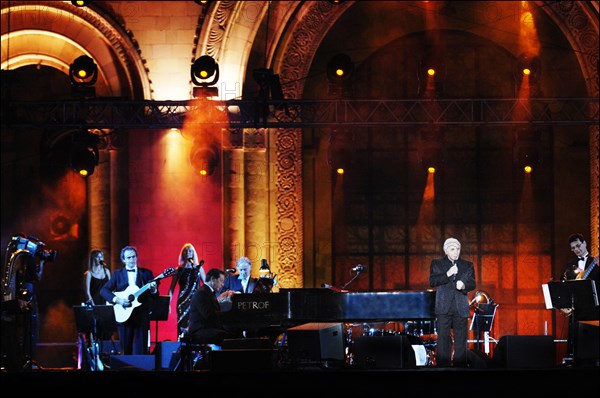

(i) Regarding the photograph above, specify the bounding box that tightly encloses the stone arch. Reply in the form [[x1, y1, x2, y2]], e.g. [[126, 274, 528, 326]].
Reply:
[[1, 1, 152, 99], [197, 1, 599, 284]]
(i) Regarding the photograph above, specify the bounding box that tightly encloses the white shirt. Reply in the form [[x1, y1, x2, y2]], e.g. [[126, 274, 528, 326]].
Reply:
[[127, 268, 137, 286], [578, 255, 588, 271]]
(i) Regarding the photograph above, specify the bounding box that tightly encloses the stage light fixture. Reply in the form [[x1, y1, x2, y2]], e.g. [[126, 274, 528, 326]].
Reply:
[[191, 55, 219, 97], [69, 55, 98, 87], [69, 131, 99, 177], [71, 0, 92, 6], [515, 145, 541, 173], [190, 143, 219, 176], [515, 53, 541, 83], [326, 53, 354, 82]]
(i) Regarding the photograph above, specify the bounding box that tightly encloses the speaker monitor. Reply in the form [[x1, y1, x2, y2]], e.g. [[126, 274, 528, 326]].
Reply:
[[576, 321, 599, 362], [494, 335, 555, 368], [154, 341, 181, 370], [211, 349, 276, 371], [353, 335, 416, 369], [286, 322, 345, 362], [110, 354, 155, 371]]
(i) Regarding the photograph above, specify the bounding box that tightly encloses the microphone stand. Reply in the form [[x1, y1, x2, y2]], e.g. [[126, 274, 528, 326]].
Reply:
[[342, 269, 365, 290]]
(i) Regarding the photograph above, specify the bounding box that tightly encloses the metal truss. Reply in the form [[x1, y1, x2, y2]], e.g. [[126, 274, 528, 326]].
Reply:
[[2, 98, 598, 129]]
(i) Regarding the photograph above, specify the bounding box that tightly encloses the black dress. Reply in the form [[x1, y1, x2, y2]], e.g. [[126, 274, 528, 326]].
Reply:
[[175, 266, 202, 335], [90, 269, 109, 305]]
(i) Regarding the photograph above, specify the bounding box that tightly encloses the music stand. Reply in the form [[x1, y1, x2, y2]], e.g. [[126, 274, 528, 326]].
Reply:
[[150, 296, 170, 344], [470, 303, 498, 354], [73, 305, 117, 335], [73, 305, 117, 371], [543, 280, 599, 365]]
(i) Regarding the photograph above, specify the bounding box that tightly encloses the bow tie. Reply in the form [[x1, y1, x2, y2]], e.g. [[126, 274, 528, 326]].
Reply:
[[578, 257, 586, 261], [127, 269, 136, 272]]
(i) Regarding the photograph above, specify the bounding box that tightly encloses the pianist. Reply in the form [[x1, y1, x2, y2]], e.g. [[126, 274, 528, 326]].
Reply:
[[187, 268, 235, 345]]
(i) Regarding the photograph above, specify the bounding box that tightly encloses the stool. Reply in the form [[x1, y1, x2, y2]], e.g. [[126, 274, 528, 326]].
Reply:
[[175, 336, 213, 371]]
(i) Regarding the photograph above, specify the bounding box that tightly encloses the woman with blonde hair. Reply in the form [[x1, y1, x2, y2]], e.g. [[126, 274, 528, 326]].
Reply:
[[168, 243, 206, 337]]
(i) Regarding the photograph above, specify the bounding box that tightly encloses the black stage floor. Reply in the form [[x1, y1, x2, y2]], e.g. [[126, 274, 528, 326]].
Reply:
[[2, 363, 598, 397]]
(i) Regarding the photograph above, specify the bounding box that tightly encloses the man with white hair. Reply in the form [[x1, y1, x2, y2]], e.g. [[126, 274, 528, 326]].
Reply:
[[429, 237, 476, 367]]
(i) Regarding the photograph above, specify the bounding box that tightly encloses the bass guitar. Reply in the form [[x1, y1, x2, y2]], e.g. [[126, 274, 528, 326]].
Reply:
[[113, 267, 175, 323]]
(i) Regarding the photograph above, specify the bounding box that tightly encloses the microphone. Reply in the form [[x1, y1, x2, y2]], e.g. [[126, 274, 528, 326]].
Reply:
[[352, 264, 366, 273], [225, 268, 237, 274], [99, 260, 106, 266]]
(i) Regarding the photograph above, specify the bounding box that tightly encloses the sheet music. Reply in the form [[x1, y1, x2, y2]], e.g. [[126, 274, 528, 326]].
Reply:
[[541, 284, 553, 309]]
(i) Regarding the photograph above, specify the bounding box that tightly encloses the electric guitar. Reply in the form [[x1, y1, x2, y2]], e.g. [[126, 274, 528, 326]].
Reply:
[[113, 267, 175, 323]]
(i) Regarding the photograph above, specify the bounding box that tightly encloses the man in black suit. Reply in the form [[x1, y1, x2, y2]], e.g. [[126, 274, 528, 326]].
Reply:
[[220, 256, 258, 294], [429, 237, 476, 367], [188, 268, 236, 345], [561, 233, 599, 364], [562, 233, 599, 313], [100, 245, 157, 355]]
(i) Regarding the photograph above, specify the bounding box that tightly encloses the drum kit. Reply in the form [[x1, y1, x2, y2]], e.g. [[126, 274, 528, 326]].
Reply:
[[345, 320, 437, 366]]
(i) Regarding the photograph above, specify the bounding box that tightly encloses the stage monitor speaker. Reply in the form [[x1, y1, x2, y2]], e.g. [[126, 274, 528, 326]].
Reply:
[[576, 321, 599, 363], [467, 349, 491, 369], [211, 349, 276, 371], [222, 337, 272, 350], [353, 335, 416, 369], [154, 341, 181, 370], [286, 322, 345, 362], [494, 335, 555, 368], [98, 340, 121, 355], [110, 354, 155, 371]]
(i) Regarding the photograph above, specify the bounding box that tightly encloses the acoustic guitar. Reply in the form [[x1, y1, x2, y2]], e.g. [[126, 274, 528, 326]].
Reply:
[[113, 267, 175, 323]]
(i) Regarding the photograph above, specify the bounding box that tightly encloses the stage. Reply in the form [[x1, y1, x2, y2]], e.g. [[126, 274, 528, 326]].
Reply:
[[1, 366, 597, 397]]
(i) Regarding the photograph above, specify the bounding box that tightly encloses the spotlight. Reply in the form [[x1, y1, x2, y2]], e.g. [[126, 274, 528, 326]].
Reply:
[[70, 131, 99, 176], [418, 52, 445, 96], [190, 143, 219, 176], [327, 53, 354, 82], [69, 55, 98, 87], [515, 145, 541, 173], [71, 0, 92, 6], [191, 55, 219, 97], [194, 0, 211, 5], [515, 53, 541, 83]]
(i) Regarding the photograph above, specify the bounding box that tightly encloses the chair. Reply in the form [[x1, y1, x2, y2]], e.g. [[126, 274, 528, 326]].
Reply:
[[175, 335, 214, 371]]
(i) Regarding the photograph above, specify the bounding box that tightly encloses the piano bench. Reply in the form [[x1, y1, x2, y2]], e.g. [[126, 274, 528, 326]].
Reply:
[[175, 336, 214, 371]]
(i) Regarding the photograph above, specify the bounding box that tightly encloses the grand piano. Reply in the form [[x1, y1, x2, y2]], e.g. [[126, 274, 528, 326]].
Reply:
[[221, 288, 436, 333]]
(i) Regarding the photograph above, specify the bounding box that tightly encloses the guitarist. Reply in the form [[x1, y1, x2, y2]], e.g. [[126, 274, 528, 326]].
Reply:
[[561, 233, 599, 363], [100, 246, 158, 355]]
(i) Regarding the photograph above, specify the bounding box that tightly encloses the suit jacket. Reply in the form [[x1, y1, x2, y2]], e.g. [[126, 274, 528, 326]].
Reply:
[[429, 256, 476, 318], [188, 284, 223, 335], [220, 274, 258, 294], [100, 267, 157, 322], [563, 255, 599, 321]]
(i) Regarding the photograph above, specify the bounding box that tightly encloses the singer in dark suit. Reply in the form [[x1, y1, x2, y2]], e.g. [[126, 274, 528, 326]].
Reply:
[[429, 238, 476, 367], [100, 246, 157, 355], [220, 256, 258, 294]]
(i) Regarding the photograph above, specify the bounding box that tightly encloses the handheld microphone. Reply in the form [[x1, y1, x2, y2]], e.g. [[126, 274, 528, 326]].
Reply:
[[187, 257, 194, 263], [352, 264, 366, 273], [226, 268, 237, 273], [99, 260, 106, 266]]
